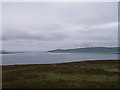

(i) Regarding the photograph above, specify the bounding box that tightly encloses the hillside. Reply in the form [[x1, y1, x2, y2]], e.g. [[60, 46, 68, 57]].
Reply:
[[2, 60, 119, 88], [47, 47, 119, 53]]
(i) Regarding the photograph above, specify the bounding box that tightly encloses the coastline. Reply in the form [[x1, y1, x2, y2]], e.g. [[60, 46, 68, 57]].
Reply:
[[0, 59, 119, 66], [1, 59, 119, 66]]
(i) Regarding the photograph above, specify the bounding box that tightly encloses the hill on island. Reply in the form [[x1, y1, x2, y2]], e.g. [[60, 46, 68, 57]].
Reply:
[[47, 47, 119, 53]]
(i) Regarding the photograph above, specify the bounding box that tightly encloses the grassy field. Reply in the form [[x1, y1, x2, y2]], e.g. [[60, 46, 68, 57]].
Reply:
[[2, 60, 119, 88]]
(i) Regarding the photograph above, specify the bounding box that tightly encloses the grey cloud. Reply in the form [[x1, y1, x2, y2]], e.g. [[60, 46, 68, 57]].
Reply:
[[2, 2, 118, 51], [3, 27, 67, 41]]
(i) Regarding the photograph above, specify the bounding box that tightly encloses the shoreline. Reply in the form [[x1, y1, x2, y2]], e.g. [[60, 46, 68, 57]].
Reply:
[[1, 59, 119, 66]]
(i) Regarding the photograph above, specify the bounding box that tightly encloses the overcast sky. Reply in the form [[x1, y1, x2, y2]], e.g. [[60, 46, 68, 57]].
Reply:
[[2, 2, 118, 51]]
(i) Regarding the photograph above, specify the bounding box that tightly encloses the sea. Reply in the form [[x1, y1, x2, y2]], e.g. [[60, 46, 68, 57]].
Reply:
[[1, 51, 118, 65]]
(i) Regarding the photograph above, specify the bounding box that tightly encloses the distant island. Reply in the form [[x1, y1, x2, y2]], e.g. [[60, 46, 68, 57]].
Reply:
[[0, 50, 24, 54], [47, 47, 120, 54]]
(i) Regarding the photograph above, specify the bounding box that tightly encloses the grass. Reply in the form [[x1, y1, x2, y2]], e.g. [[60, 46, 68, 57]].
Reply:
[[2, 60, 119, 88]]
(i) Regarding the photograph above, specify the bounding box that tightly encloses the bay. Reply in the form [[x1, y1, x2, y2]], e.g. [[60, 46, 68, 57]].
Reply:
[[1, 52, 118, 65]]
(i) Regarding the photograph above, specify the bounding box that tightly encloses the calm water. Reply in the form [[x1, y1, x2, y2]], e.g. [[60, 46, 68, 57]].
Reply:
[[1, 52, 118, 65]]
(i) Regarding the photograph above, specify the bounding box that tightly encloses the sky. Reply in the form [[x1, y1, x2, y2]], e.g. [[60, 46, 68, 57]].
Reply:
[[1, 2, 118, 51]]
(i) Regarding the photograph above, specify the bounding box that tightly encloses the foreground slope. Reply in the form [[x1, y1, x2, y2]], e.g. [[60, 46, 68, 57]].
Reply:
[[2, 60, 119, 88]]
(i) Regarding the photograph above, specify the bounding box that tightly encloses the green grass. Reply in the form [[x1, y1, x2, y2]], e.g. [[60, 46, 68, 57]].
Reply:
[[2, 60, 119, 88]]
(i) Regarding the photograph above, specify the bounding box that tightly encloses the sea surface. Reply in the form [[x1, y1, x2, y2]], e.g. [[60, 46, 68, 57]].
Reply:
[[1, 52, 118, 65]]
